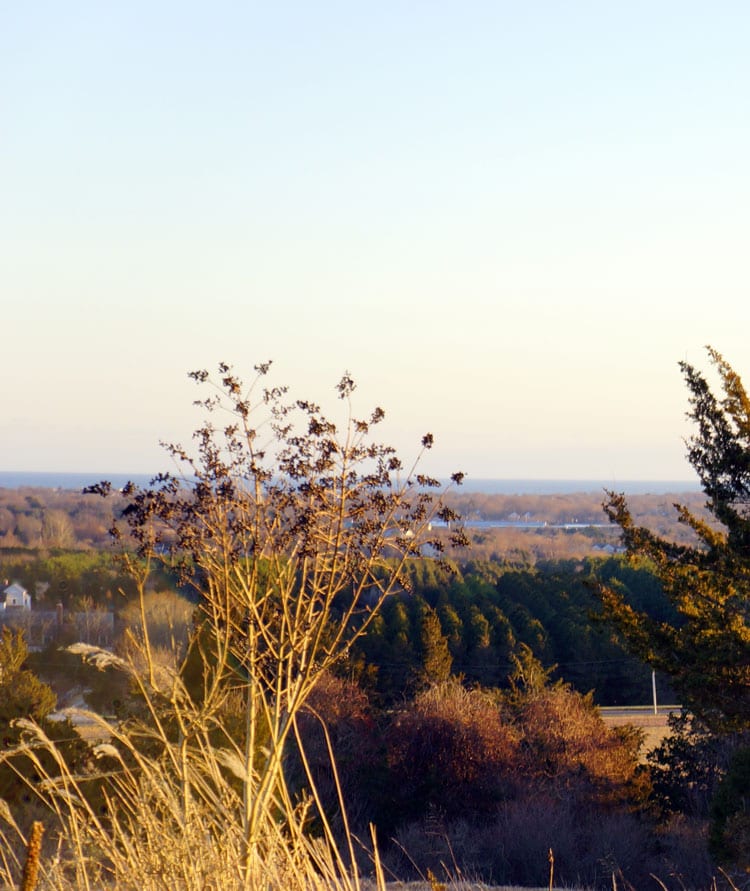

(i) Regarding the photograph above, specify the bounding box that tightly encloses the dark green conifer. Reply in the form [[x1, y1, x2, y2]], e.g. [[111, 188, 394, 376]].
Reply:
[[598, 348, 750, 733], [414, 605, 452, 687]]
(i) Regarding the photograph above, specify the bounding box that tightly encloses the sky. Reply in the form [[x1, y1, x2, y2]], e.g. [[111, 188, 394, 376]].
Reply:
[[2, 2, 749, 482]]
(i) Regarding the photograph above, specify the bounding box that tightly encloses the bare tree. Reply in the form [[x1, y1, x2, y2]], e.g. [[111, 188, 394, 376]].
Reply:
[[41, 510, 75, 549]]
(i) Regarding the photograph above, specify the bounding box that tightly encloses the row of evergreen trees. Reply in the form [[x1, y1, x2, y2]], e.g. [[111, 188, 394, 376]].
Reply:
[[350, 555, 674, 706]]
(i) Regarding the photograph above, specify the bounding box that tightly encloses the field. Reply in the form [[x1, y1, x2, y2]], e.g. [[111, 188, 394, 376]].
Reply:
[[600, 706, 678, 758]]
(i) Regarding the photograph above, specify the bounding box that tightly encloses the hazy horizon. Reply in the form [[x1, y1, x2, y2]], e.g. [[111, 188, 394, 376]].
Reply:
[[0, 470, 701, 497]]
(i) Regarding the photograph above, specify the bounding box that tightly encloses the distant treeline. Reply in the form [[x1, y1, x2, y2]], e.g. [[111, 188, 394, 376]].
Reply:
[[443, 489, 711, 561], [444, 489, 708, 527], [0, 486, 709, 561], [0, 488, 123, 549]]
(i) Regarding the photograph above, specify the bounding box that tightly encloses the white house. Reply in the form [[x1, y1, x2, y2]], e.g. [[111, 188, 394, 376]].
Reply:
[[1, 583, 31, 610]]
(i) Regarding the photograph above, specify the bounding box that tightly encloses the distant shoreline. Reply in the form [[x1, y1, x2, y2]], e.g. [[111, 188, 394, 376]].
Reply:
[[0, 471, 701, 496]]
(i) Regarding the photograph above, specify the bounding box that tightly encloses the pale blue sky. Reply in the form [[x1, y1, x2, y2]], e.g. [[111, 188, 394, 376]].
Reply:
[[2, 2, 749, 480]]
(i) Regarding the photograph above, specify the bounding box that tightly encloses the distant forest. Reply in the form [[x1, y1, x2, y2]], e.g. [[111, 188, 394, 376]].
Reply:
[[0, 485, 698, 707], [0, 485, 709, 556]]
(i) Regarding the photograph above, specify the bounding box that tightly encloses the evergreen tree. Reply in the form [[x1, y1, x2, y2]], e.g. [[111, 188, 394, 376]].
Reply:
[[414, 604, 452, 688], [0, 627, 56, 726], [598, 348, 750, 732], [0, 627, 91, 806]]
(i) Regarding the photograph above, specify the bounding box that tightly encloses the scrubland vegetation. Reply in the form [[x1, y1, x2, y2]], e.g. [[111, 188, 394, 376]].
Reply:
[[0, 353, 748, 890]]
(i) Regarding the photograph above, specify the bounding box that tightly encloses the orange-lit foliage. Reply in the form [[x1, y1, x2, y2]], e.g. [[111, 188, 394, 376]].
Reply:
[[384, 680, 520, 825], [513, 683, 648, 806]]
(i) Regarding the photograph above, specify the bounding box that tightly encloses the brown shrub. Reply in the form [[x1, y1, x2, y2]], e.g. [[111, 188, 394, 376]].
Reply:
[[383, 680, 520, 826], [515, 683, 648, 806], [293, 672, 384, 830]]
